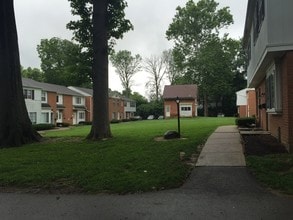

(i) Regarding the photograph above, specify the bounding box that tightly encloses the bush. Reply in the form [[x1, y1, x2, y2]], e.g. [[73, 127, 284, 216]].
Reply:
[[235, 117, 256, 127], [33, 123, 55, 131], [110, 119, 120, 124], [78, 121, 92, 125], [56, 122, 70, 127]]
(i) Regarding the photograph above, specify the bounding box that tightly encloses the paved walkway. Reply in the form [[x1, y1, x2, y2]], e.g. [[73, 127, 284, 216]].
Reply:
[[1, 126, 292, 219], [196, 125, 246, 166]]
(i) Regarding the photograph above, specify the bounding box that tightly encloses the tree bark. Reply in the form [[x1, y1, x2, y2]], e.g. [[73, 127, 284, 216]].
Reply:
[[87, 0, 112, 140], [0, 0, 41, 147]]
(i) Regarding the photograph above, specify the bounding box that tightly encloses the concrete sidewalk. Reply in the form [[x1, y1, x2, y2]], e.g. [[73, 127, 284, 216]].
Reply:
[[196, 125, 246, 166]]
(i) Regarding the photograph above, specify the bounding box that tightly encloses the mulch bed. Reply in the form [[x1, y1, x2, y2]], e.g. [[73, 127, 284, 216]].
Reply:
[[241, 134, 288, 156]]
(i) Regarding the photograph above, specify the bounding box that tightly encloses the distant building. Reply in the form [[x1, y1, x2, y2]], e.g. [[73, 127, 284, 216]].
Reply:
[[162, 85, 198, 118], [236, 88, 256, 117], [22, 79, 137, 125]]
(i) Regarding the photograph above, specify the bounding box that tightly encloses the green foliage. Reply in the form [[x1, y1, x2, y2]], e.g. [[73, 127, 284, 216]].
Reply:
[[129, 92, 148, 107], [166, 0, 246, 116], [246, 154, 293, 194], [32, 124, 55, 131], [67, 0, 133, 61], [110, 50, 142, 97], [37, 37, 91, 87], [0, 117, 235, 193], [235, 117, 256, 127], [137, 100, 164, 119], [21, 66, 44, 82]]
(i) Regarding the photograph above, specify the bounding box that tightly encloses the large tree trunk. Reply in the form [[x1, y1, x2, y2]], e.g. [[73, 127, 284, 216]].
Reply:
[[87, 0, 112, 140], [0, 0, 41, 147]]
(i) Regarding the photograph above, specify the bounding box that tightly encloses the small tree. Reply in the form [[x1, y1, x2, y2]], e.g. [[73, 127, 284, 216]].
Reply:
[[0, 0, 41, 147], [110, 50, 142, 97]]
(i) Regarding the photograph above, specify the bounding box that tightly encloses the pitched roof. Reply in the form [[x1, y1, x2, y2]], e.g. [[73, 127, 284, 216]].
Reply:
[[22, 78, 82, 96], [163, 84, 198, 100]]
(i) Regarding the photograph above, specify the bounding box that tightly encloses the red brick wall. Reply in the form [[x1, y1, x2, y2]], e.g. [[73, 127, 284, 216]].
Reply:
[[256, 52, 293, 152], [63, 95, 73, 125], [47, 92, 57, 124], [85, 96, 92, 122], [238, 106, 247, 117], [247, 90, 257, 117], [108, 97, 124, 120], [269, 52, 293, 152]]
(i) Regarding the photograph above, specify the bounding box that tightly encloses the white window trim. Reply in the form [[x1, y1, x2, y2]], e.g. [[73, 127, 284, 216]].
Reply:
[[266, 62, 282, 114]]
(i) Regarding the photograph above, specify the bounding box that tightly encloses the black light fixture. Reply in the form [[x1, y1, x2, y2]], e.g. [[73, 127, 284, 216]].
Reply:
[[176, 96, 181, 138]]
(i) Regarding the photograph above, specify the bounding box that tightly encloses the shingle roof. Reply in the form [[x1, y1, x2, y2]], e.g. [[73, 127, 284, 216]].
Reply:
[[22, 78, 81, 96], [163, 84, 198, 100]]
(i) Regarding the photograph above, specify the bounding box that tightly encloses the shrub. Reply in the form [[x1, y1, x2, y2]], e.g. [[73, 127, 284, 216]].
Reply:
[[33, 123, 55, 131], [78, 121, 92, 125], [56, 122, 70, 127], [110, 119, 120, 124], [235, 117, 256, 127]]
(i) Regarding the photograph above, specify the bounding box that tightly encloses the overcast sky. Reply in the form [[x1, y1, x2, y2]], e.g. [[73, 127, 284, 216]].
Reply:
[[14, 0, 248, 97]]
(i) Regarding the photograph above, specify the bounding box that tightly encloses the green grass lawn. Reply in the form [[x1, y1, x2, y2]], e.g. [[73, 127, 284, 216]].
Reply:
[[0, 117, 235, 193], [246, 154, 293, 194]]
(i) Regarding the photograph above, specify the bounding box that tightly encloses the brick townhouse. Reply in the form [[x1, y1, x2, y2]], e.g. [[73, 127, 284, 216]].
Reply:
[[243, 0, 293, 152]]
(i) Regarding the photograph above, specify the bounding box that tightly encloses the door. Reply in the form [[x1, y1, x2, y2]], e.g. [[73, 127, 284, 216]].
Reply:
[[180, 104, 192, 117], [165, 105, 170, 117]]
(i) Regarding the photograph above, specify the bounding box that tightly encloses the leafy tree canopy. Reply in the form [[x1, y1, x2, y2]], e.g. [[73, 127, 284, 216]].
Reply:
[[110, 50, 142, 97], [37, 37, 91, 87], [67, 0, 133, 56], [21, 66, 44, 82]]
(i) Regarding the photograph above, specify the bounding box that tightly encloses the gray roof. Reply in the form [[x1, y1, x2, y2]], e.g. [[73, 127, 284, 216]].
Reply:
[[163, 84, 198, 100], [22, 78, 82, 96]]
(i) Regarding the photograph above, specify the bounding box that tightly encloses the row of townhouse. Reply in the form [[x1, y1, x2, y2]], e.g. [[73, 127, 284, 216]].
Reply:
[[22, 78, 136, 125], [243, 0, 293, 152]]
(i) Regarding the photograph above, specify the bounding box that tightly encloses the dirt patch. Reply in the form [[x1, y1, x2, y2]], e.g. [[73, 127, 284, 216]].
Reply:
[[242, 134, 288, 156]]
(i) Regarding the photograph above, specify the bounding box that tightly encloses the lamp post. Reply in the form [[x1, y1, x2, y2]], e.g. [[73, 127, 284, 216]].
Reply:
[[176, 96, 181, 138]]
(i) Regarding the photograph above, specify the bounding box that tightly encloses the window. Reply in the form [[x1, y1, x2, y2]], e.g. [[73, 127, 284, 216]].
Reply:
[[56, 95, 63, 104], [29, 112, 37, 124], [130, 101, 136, 107], [253, 0, 265, 42], [41, 112, 50, 123], [78, 112, 85, 120], [41, 91, 47, 102], [23, 89, 34, 100], [181, 107, 191, 111], [266, 62, 282, 113], [75, 97, 82, 105]]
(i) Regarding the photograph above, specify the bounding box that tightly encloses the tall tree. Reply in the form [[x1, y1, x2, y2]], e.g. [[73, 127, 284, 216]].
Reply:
[[110, 50, 142, 97], [67, 0, 132, 140], [166, 0, 233, 116], [37, 37, 91, 87], [0, 0, 41, 147], [162, 49, 181, 85], [144, 54, 168, 101]]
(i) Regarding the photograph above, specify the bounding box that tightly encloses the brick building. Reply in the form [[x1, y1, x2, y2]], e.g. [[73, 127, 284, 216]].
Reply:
[[236, 88, 257, 117], [243, 0, 293, 152], [162, 85, 198, 118]]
